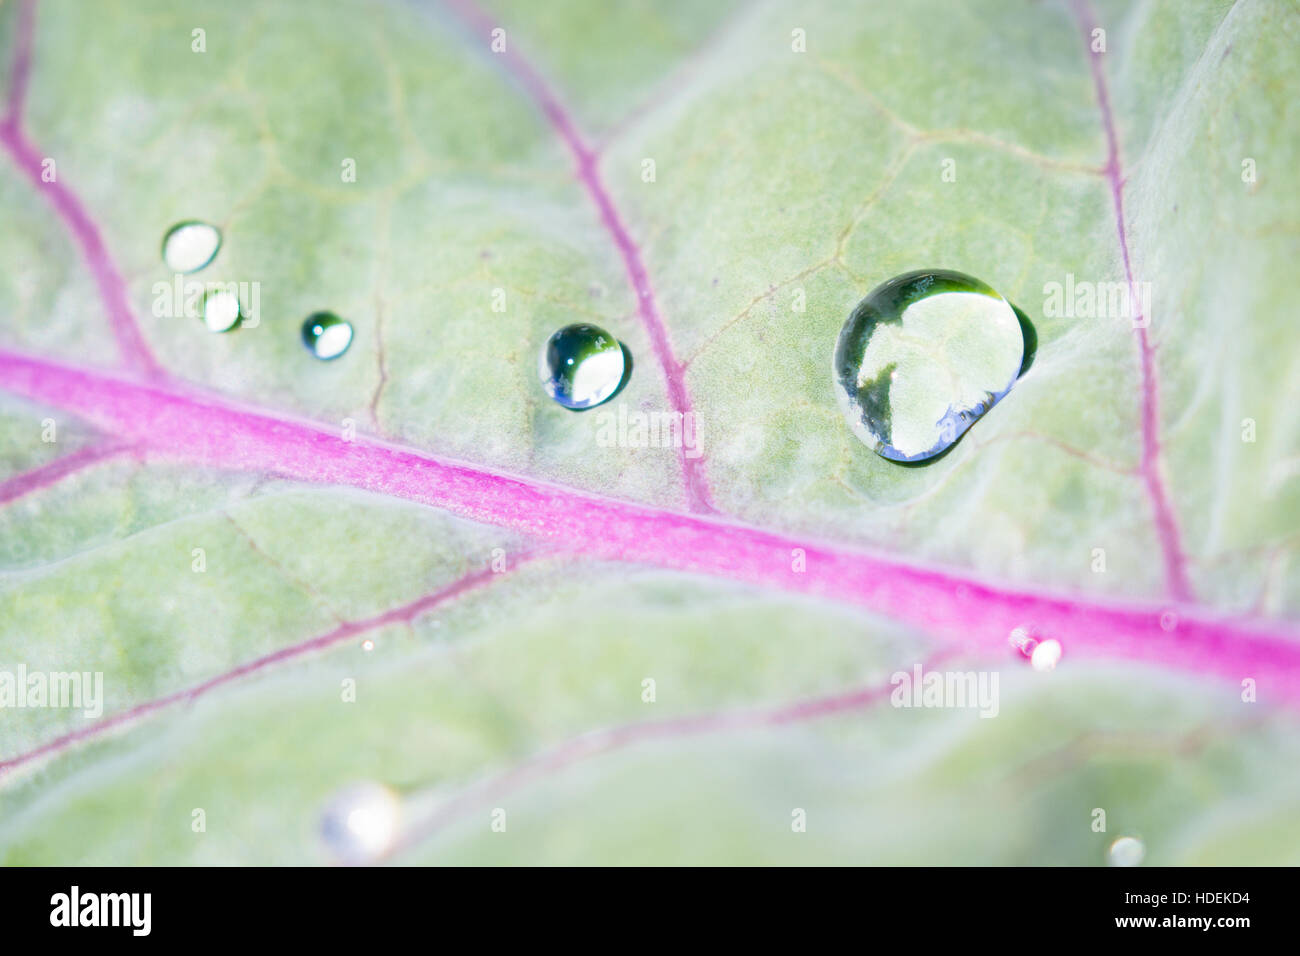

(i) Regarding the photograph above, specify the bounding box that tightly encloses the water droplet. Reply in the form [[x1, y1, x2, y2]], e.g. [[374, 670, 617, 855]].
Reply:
[[833, 270, 1026, 462], [1160, 610, 1179, 632], [1009, 627, 1061, 670], [302, 312, 354, 360], [319, 782, 400, 864], [539, 323, 625, 410], [1030, 638, 1062, 672], [1008, 626, 1036, 656], [199, 288, 242, 333], [1107, 835, 1146, 867], [162, 220, 221, 274], [361, 639, 374, 652]]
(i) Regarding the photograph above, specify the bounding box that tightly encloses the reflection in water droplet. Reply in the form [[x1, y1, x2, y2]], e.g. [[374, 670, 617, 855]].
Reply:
[[200, 288, 242, 333], [1107, 835, 1146, 867], [834, 270, 1026, 462], [302, 312, 354, 360], [162, 221, 221, 274], [539, 323, 625, 410], [319, 782, 400, 864], [361, 639, 374, 652]]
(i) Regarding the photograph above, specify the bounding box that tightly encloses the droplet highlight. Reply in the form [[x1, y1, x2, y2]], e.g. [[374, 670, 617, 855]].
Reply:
[[539, 323, 625, 410], [199, 288, 242, 333], [162, 221, 221, 274], [1009, 627, 1062, 671], [1107, 835, 1146, 867], [302, 312, 354, 360], [319, 781, 400, 864], [834, 269, 1026, 462]]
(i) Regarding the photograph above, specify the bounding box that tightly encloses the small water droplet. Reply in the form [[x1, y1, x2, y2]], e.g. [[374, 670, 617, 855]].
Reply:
[[302, 312, 354, 360], [1030, 638, 1062, 671], [319, 782, 400, 864], [539, 323, 625, 410], [1009, 627, 1061, 670], [361, 639, 374, 652], [199, 288, 242, 333], [1160, 610, 1179, 632], [162, 220, 221, 274], [834, 270, 1027, 462], [1008, 626, 1037, 656], [1107, 835, 1146, 867]]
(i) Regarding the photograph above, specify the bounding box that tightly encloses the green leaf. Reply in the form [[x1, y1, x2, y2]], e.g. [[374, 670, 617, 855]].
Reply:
[[1, 0, 1298, 864]]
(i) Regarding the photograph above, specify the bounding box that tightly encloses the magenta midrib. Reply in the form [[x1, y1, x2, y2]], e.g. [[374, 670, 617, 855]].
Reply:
[[3, 347, 1300, 705], [440, 0, 712, 513], [1074, 0, 1192, 602]]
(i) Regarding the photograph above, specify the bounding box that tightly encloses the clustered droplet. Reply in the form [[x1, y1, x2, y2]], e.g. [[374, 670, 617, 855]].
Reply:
[[834, 269, 1027, 462], [162, 233, 1040, 467], [162, 223, 355, 357], [538, 323, 625, 410]]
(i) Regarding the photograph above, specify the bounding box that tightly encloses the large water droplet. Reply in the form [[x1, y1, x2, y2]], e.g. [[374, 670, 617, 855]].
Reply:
[[162, 221, 221, 274], [199, 288, 243, 333], [302, 312, 354, 360], [539, 323, 625, 410], [1107, 835, 1146, 867], [834, 270, 1026, 462], [319, 781, 401, 864]]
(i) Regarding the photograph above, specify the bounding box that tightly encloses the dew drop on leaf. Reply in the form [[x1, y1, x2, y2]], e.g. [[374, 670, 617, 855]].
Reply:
[[1030, 638, 1062, 672], [1008, 627, 1061, 670], [1008, 625, 1037, 656], [833, 269, 1026, 462], [161, 220, 221, 274], [199, 288, 242, 333], [319, 781, 400, 864], [539, 323, 625, 410], [301, 312, 354, 360], [1107, 835, 1146, 867]]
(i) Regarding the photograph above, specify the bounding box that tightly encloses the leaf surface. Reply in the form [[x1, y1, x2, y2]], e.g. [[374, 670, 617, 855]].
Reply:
[[1, 0, 1298, 864]]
